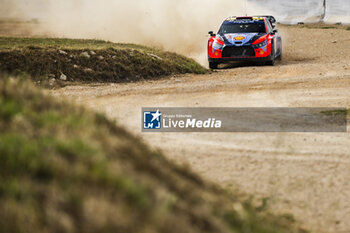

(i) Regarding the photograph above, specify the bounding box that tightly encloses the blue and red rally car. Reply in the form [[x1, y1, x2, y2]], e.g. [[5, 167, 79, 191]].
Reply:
[[208, 16, 282, 69]]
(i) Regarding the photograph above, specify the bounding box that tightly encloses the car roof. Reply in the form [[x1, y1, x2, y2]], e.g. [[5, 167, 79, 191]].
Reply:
[[223, 16, 276, 28], [224, 16, 265, 24]]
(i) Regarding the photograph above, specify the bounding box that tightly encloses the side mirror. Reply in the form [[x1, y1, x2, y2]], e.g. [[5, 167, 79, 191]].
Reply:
[[208, 31, 216, 37], [273, 29, 278, 34]]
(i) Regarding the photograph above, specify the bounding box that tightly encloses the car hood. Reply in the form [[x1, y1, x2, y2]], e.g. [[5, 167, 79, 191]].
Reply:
[[221, 33, 265, 46]]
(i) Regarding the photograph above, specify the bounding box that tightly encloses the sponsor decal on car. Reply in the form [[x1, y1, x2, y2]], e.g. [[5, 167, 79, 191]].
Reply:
[[234, 36, 245, 40]]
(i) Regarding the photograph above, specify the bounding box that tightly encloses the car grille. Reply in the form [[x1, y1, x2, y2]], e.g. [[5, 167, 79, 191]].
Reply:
[[222, 46, 255, 57]]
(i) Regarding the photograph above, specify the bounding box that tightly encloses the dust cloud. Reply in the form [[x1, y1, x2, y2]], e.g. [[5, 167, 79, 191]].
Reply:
[[1, 0, 268, 65]]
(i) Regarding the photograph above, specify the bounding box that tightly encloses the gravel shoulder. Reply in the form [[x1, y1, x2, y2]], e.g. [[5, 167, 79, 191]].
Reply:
[[53, 25, 350, 233]]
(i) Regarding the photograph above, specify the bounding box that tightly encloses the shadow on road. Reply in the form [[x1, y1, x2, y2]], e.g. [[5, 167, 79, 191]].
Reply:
[[219, 61, 267, 69]]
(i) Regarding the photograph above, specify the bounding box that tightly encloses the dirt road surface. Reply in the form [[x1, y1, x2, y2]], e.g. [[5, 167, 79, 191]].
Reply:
[[53, 25, 350, 233]]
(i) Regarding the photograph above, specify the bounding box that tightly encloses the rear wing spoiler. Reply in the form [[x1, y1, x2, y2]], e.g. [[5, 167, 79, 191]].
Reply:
[[225, 15, 277, 28], [255, 15, 277, 27]]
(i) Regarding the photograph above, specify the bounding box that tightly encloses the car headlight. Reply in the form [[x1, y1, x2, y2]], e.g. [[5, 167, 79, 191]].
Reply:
[[212, 35, 224, 51], [212, 40, 224, 50], [254, 39, 268, 49]]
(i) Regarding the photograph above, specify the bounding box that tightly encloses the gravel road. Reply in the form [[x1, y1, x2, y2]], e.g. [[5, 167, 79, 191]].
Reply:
[[53, 25, 350, 233]]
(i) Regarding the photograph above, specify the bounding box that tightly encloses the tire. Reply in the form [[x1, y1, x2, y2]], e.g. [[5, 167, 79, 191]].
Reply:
[[277, 52, 282, 61], [266, 43, 275, 66], [277, 46, 282, 61], [209, 62, 219, 69]]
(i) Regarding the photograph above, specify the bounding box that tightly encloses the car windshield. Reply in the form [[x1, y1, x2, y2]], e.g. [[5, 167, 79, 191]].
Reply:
[[219, 23, 266, 34]]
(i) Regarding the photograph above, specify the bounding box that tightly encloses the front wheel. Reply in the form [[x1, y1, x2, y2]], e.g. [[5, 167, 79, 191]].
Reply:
[[209, 62, 219, 69], [266, 44, 275, 66], [266, 58, 275, 66], [277, 49, 282, 61]]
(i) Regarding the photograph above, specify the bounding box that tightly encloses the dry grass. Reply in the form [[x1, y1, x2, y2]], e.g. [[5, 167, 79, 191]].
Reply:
[[0, 76, 307, 233], [0, 37, 207, 86]]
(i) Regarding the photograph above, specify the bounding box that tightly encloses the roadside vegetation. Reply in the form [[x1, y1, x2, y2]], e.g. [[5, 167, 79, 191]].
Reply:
[[0, 76, 307, 233], [281, 23, 350, 31], [0, 37, 207, 86]]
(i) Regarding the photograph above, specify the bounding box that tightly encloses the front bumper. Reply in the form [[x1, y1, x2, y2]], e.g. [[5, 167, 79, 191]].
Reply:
[[208, 54, 273, 63], [208, 42, 273, 63]]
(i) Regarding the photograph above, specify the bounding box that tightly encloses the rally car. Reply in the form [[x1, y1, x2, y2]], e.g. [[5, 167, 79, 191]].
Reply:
[[208, 16, 282, 69]]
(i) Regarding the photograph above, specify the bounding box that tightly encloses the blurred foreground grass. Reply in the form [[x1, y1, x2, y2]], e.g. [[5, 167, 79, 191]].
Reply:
[[0, 76, 307, 233]]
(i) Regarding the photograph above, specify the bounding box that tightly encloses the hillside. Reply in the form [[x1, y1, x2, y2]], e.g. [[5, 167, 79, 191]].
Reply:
[[0, 37, 207, 86], [0, 76, 306, 233]]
